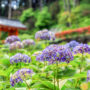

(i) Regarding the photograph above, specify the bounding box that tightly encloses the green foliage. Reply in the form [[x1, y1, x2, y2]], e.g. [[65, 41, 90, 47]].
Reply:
[[20, 7, 52, 31], [35, 7, 52, 29], [58, 6, 82, 29], [20, 8, 36, 29], [57, 3, 90, 30], [20, 8, 34, 23]]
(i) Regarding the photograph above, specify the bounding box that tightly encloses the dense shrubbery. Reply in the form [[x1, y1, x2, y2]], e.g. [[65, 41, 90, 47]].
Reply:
[[20, 8, 36, 29], [20, 7, 52, 30], [35, 7, 52, 29], [20, 1, 90, 33]]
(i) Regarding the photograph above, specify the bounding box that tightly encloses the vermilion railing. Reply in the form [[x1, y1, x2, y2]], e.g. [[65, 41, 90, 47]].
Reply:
[[55, 26, 90, 39]]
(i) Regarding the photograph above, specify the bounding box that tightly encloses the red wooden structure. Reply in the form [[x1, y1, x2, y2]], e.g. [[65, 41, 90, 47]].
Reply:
[[0, 17, 27, 36]]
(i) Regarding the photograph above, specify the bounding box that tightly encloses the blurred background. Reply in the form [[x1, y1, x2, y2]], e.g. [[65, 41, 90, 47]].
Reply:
[[0, 0, 90, 41]]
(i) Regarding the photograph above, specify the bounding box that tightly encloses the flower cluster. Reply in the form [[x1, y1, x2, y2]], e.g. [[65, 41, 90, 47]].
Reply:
[[87, 70, 90, 82], [55, 26, 90, 38], [66, 40, 79, 49], [9, 41, 23, 50], [10, 68, 33, 86], [22, 39, 35, 47], [73, 44, 90, 54], [5, 35, 20, 44], [36, 45, 73, 64], [10, 53, 31, 64], [48, 31, 55, 40], [35, 29, 55, 40]]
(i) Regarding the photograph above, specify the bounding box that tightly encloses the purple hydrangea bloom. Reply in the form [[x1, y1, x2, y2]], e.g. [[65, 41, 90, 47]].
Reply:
[[73, 44, 90, 54], [9, 41, 23, 50], [48, 31, 55, 41], [36, 45, 73, 64], [22, 39, 35, 47], [35, 29, 55, 41], [66, 40, 79, 49], [10, 53, 31, 64], [5, 35, 20, 44], [35, 31, 42, 40], [87, 70, 90, 82], [41, 29, 50, 40], [10, 68, 33, 86]]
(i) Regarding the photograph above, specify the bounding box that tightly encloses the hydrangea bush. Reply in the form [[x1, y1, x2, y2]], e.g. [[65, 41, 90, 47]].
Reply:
[[10, 53, 31, 64], [5, 35, 20, 44], [22, 39, 35, 47], [9, 41, 23, 50], [66, 40, 79, 49], [73, 44, 90, 54], [10, 68, 33, 87], [35, 29, 55, 41], [36, 45, 73, 64]]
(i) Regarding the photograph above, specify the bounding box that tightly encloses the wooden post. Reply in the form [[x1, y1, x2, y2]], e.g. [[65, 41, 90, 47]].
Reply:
[[15, 29, 19, 36]]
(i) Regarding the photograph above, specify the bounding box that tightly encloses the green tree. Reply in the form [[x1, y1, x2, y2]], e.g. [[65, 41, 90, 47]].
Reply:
[[35, 7, 52, 29]]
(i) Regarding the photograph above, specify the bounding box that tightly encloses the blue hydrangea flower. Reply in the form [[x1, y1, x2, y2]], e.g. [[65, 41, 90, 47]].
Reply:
[[36, 45, 73, 64], [10, 68, 33, 86], [35, 29, 55, 41], [5, 35, 20, 44], [66, 40, 79, 49], [73, 44, 90, 54], [10, 53, 31, 64], [87, 70, 90, 82], [9, 41, 23, 50], [22, 39, 35, 47]]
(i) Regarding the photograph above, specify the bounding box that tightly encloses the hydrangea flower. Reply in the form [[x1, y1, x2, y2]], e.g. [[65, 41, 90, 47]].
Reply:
[[10, 68, 33, 86], [22, 39, 35, 47], [35, 29, 55, 41], [48, 31, 55, 41], [87, 70, 90, 82], [10, 53, 31, 64], [5, 35, 20, 44], [36, 45, 73, 64], [73, 44, 90, 54], [9, 41, 23, 50], [66, 40, 79, 49], [35, 31, 42, 40]]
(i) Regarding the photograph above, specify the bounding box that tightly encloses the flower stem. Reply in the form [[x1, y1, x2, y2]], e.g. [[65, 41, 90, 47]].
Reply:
[[24, 80, 30, 89], [53, 65, 56, 90], [80, 53, 84, 73], [56, 61, 59, 89], [76, 53, 84, 88]]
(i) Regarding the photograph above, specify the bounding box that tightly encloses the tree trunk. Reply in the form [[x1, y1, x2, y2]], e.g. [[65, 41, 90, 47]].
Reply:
[[40, 0, 43, 10], [67, 0, 71, 13], [67, 0, 71, 27], [0, 0, 2, 16], [8, 0, 12, 19], [63, 0, 67, 11], [29, 0, 32, 8], [74, 0, 80, 7]]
